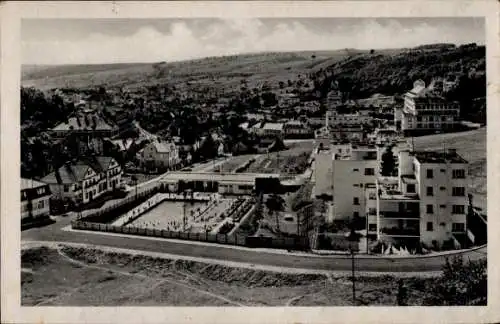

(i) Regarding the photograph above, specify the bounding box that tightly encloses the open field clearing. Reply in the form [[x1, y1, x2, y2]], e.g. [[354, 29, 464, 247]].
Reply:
[[22, 246, 442, 306], [412, 127, 486, 211]]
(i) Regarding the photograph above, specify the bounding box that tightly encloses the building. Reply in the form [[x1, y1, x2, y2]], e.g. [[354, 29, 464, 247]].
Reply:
[[370, 148, 469, 249], [278, 93, 300, 108], [326, 89, 342, 109], [331, 143, 380, 220], [368, 127, 401, 145], [161, 172, 281, 195], [21, 178, 51, 220], [139, 140, 180, 170], [396, 80, 460, 135], [51, 112, 118, 155], [261, 123, 285, 139], [41, 156, 122, 205], [328, 124, 367, 142], [283, 120, 313, 139], [325, 111, 372, 128]]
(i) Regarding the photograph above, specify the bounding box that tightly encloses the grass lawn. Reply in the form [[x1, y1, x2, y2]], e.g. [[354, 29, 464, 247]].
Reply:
[[22, 245, 443, 306]]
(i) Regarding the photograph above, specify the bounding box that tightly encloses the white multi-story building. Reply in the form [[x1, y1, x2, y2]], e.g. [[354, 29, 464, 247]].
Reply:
[[283, 120, 313, 138], [331, 143, 380, 220], [396, 80, 460, 135], [371, 148, 469, 249], [261, 122, 285, 139]]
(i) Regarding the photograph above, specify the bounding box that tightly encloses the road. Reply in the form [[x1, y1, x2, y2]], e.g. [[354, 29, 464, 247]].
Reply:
[[22, 215, 486, 273]]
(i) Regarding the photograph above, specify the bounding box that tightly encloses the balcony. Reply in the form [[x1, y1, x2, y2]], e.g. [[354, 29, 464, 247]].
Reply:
[[380, 211, 420, 219], [380, 227, 420, 237]]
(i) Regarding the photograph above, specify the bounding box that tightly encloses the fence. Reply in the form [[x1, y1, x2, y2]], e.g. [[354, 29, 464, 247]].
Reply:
[[80, 186, 161, 224], [71, 220, 309, 251]]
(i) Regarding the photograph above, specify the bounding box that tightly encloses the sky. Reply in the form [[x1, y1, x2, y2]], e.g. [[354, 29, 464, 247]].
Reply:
[[22, 18, 485, 65]]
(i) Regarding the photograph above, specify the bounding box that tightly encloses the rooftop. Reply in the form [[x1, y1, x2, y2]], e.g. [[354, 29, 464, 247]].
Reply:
[[161, 172, 280, 184], [262, 123, 284, 131], [21, 178, 47, 191], [52, 113, 114, 132], [412, 150, 468, 164]]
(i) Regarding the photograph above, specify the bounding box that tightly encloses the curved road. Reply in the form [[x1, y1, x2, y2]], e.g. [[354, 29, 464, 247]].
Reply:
[[22, 216, 486, 273]]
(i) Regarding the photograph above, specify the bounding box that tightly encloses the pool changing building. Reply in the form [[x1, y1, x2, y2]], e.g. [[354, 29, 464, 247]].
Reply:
[[366, 148, 469, 249], [160, 172, 282, 195]]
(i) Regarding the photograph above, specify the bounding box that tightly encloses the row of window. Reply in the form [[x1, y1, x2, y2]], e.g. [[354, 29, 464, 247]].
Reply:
[[371, 222, 465, 233], [426, 204, 465, 214], [352, 168, 375, 175], [426, 169, 465, 179], [21, 200, 46, 212], [426, 222, 465, 232], [424, 186, 465, 197]]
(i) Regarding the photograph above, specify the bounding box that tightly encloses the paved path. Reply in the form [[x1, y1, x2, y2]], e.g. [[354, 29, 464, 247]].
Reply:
[[22, 215, 486, 273]]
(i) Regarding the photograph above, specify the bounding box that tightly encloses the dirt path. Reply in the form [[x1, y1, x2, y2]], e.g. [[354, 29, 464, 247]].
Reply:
[[54, 247, 246, 306]]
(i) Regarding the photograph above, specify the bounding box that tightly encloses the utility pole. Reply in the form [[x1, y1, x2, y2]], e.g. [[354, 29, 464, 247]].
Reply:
[[351, 247, 356, 305]]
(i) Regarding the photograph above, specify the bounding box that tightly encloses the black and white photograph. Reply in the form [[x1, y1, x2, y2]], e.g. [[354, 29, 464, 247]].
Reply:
[[2, 1, 499, 323]]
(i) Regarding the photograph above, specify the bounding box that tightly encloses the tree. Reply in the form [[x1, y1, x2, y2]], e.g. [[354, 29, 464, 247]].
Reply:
[[380, 145, 397, 176], [424, 256, 487, 305], [265, 194, 285, 233]]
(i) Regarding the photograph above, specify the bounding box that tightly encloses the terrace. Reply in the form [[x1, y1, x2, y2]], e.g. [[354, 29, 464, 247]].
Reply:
[[376, 176, 419, 201]]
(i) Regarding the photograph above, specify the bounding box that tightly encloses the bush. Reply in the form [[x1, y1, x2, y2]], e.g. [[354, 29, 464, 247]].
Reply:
[[423, 256, 487, 305]]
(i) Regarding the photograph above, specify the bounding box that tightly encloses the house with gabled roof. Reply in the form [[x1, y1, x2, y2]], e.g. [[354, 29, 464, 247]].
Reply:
[[139, 140, 181, 171], [40, 156, 122, 204]]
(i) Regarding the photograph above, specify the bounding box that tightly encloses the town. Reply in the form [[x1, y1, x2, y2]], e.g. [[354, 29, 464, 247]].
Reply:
[[21, 42, 487, 306]]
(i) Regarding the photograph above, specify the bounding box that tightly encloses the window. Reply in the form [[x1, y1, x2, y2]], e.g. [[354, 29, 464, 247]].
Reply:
[[407, 184, 416, 193], [38, 201, 44, 209], [452, 205, 465, 214], [364, 168, 375, 176], [440, 169, 446, 173], [426, 204, 434, 214], [452, 169, 466, 179], [427, 222, 434, 231], [452, 187, 465, 197], [353, 184, 359, 187], [426, 169, 434, 179], [353, 212, 359, 218], [63, 185, 69, 192], [440, 204, 446, 209], [452, 223, 465, 232], [353, 197, 360, 205], [353, 168, 359, 172], [440, 186, 446, 191], [426, 187, 433, 196], [368, 224, 377, 232]]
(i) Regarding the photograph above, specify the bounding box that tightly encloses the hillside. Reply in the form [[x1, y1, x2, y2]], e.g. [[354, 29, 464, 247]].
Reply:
[[21, 50, 358, 91]]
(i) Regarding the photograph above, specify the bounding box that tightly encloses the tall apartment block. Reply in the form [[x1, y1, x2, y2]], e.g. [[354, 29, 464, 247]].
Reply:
[[366, 148, 469, 249]]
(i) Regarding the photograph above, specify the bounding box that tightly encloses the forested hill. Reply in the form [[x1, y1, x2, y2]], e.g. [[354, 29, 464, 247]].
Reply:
[[310, 43, 485, 100]]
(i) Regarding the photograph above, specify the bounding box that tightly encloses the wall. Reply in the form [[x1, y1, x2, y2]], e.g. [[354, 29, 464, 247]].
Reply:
[[332, 159, 379, 219], [21, 195, 50, 219]]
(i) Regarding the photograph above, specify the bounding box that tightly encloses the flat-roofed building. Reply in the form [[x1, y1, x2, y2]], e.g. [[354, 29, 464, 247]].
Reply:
[[374, 148, 469, 249], [397, 80, 460, 135]]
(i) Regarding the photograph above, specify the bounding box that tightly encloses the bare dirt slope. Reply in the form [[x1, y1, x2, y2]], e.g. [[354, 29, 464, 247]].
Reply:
[[22, 245, 438, 306]]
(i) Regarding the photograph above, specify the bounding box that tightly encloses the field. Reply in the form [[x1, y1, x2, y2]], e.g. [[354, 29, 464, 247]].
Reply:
[[246, 141, 313, 174], [21, 51, 357, 91], [412, 127, 487, 211], [211, 154, 257, 173], [127, 198, 234, 233], [22, 245, 438, 306]]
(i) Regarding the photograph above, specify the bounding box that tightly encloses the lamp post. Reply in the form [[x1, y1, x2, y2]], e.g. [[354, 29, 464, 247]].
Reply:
[[347, 228, 360, 306]]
